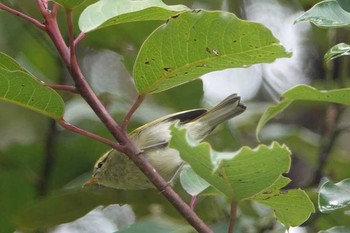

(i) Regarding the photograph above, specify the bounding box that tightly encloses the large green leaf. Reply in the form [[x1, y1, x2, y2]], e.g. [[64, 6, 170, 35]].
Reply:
[[78, 0, 189, 32], [133, 10, 290, 94], [295, 0, 350, 28], [256, 84, 350, 139], [51, 0, 87, 9], [319, 179, 350, 213], [325, 43, 350, 61], [169, 125, 291, 201]]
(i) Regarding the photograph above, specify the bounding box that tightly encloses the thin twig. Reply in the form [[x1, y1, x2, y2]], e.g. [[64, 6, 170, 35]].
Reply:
[[66, 9, 75, 66], [38, 3, 70, 64], [0, 3, 46, 30], [36, 0, 49, 17], [63, 8, 125, 143], [228, 201, 237, 233], [51, 3, 59, 16], [190, 195, 197, 210], [122, 94, 145, 131], [74, 32, 86, 46], [45, 84, 78, 93], [59, 119, 123, 150]]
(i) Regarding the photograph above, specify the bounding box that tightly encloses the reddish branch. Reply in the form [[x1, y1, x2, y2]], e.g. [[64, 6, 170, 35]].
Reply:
[[228, 202, 237, 233], [122, 94, 145, 131], [0, 3, 46, 30], [59, 119, 122, 150], [74, 32, 86, 46], [45, 84, 78, 93]]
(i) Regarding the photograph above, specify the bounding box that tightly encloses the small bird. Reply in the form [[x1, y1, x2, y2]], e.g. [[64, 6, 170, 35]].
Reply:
[[84, 94, 246, 190]]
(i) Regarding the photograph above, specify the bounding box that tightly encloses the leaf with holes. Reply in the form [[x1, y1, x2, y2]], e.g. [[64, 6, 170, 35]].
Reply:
[[78, 0, 189, 32], [133, 10, 290, 94]]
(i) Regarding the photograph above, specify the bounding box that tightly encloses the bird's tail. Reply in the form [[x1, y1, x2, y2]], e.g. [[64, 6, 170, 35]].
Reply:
[[185, 94, 246, 141]]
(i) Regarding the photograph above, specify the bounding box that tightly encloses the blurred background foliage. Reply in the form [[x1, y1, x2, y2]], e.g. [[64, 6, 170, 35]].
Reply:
[[0, 0, 350, 232]]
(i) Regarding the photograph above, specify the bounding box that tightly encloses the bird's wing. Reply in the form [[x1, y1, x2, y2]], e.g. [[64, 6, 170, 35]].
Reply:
[[130, 109, 207, 150]]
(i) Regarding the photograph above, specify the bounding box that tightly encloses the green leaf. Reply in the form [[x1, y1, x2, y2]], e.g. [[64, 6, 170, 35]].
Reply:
[[253, 189, 315, 227], [15, 189, 120, 231], [295, 0, 350, 28], [337, 0, 350, 12], [325, 43, 350, 61], [0, 52, 32, 73], [320, 227, 350, 233], [133, 10, 290, 94], [169, 125, 291, 201], [118, 218, 192, 233], [256, 84, 350, 138], [78, 0, 189, 33], [319, 179, 350, 213], [0, 68, 64, 120], [256, 99, 291, 141], [51, 0, 87, 9], [282, 85, 350, 104], [179, 165, 210, 196], [258, 176, 292, 192]]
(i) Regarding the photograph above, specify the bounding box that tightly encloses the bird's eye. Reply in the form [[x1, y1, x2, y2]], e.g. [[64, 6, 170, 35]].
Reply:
[[97, 162, 103, 169]]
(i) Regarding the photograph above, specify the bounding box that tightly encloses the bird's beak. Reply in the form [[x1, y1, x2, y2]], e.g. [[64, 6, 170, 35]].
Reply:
[[83, 177, 97, 187]]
